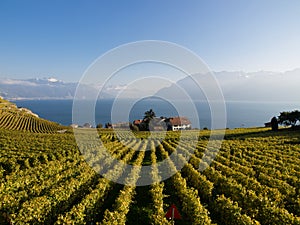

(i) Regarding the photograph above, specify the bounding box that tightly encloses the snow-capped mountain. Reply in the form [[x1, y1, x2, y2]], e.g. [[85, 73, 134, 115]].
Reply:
[[0, 77, 99, 100], [0, 77, 75, 99], [47, 77, 59, 83]]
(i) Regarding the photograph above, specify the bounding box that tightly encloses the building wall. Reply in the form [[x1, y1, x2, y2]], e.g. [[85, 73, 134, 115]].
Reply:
[[172, 124, 191, 131]]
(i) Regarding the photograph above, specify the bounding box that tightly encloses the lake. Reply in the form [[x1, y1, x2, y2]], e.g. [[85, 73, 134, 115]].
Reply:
[[12, 99, 300, 129]]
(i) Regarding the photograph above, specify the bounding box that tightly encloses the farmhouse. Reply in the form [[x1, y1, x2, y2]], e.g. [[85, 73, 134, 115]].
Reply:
[[132, 115, 192, 131], [169, 117, 192, 131]]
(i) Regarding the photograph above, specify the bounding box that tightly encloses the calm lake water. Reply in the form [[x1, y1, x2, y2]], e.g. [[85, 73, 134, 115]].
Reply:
[[12, 99, 300, 129]]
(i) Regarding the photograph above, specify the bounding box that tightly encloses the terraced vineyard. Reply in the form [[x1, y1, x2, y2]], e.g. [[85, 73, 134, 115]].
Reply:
[[1, 127, 300, 224], [0, 99, 66, 133]]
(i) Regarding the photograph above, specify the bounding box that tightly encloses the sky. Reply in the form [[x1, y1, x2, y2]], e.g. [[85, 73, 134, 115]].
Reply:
[[0, 0, 300, 82]]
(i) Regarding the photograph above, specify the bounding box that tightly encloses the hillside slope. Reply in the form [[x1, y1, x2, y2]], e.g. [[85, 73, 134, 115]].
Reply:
[[0, 97, 66, 133]]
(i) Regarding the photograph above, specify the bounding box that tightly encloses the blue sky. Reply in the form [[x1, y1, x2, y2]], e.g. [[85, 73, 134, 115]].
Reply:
[[0, 0, 300, 82]]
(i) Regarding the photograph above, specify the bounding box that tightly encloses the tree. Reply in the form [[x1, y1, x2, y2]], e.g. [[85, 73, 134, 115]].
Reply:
[[141, 109, 156, 131], [143, 109, 156, 121], [278, 110, 300, 127], [96, 123, 103, 129], [271, 116, 278, 131]]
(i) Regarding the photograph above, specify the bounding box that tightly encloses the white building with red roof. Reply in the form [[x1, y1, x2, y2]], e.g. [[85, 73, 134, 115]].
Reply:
[[169, 117, 192, 131]]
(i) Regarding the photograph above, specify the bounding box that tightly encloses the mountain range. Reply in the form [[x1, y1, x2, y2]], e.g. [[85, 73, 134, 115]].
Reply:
[[156, 69, 300, 102], [0, 77, 113, 100], [1, 69, 299, 101]]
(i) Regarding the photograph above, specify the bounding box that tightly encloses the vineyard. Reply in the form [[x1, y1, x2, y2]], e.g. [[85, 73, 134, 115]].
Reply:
[[0, 99, 66, 133], [1, 127, 300, 224]]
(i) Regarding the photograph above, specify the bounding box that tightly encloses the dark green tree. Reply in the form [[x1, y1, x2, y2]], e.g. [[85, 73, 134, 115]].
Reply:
[[278, 110, 300, 127], [143, 109, 156, 121], [142, 109, 156, 131]]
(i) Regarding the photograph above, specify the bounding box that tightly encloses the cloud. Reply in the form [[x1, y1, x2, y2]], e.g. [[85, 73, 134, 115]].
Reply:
[[0, 79, 37, 86]]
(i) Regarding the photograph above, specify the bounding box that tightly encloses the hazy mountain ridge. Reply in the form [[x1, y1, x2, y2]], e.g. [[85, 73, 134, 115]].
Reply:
[[0, 78, 75, 99], [1, 69, 299, 101], [156, 69, 300, 102], [0, 77, 113, 100]]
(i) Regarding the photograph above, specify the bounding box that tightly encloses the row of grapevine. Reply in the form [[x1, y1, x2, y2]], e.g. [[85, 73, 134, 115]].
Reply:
[[218, 139, 300, 215], [1, 159, 83, 213], [162, 139, 260, 225], [158, 142, 212, 225], [1, 128, 300, 224], [0, 110, 65, 133], [100, 141, 146, 224], [53, 137, 143, 223], [6, 161, 96, 223], [149, 140, 172, 225], [187, 139, 300, 225]]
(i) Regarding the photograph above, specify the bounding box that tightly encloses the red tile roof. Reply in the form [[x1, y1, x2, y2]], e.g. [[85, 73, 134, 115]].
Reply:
[[170, 117, 191, 126], [133, 119, 143, 125]]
